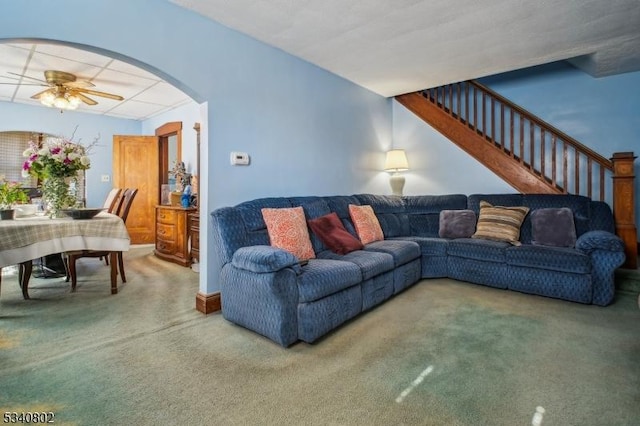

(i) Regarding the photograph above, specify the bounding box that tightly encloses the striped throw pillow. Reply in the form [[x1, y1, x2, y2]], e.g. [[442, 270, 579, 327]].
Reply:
[[472, 200, 529, 246]]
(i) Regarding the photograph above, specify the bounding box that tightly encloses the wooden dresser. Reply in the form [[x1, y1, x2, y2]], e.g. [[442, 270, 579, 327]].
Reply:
[[188, 212, 200, 264], [154, 205, 196, 266]]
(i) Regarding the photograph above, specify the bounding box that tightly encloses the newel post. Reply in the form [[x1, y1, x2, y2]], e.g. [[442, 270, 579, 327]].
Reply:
[[611, 152, 637, 269]]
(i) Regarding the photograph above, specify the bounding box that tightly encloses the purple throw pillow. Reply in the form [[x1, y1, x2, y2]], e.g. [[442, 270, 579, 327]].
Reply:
[[531, 207, 577, 248], [439, 209, 477, 239], [308, 212, 364, 255]]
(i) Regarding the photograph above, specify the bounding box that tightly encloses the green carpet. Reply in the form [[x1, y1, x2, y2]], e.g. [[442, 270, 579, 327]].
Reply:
[[1, 247, 639, 425]]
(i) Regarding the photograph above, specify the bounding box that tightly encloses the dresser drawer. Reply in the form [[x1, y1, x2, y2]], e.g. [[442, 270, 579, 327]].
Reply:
[[154, 206, 195, 267], [155, 239, 176, 255], [157, 208, 178, 224], [156, 223, 176, 242], [191, 228, 200, 248]]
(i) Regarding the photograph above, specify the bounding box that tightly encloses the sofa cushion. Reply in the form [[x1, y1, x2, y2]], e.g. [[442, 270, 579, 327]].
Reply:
[[297, 259, 362, 303], [448, 238, 509, 263], [397, 236, 448, 257], [292, 197, 333, 253], [262, 206, 315, 260], [472, 201, 529, 245], [354, 194, 409, 237], [308, 212, 364, 255], [439, 209, 477, 239], [318, 249, 394, 280], [237, 197, 292, 232], [349, 204, 384, 244], [406, 194, 468, 238], [505, 244, 590, 274], [523, 194, 591, 239], [363, 239, 421, 266], [531, 207, 577, 248]]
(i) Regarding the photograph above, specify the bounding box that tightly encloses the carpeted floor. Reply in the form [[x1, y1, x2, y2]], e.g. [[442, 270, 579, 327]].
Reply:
[[1, 247, 639, 426]]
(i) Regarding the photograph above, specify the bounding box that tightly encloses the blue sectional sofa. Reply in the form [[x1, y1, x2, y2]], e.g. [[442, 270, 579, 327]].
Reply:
[[211, 193, 625, 346]]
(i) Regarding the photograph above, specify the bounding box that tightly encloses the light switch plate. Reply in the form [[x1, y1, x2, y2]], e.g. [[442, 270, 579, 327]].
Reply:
[[230, 152, 250, 165]]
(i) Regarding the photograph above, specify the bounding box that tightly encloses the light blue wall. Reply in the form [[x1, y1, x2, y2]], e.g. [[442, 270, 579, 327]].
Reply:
[[0, 0, 391, 294], [391, 99, 513, 196], [0, 101, 140, 207], [478, 62, 640, 156]]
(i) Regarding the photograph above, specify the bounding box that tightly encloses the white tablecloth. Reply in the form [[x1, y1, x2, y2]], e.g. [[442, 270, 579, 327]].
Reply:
[[0, 212, 130, 268]]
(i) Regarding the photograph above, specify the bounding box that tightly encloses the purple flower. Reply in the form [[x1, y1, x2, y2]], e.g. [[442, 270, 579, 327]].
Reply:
[[29, 154, 38, 161], [50, 147, 61, 155], [23, 161, 31, 170]]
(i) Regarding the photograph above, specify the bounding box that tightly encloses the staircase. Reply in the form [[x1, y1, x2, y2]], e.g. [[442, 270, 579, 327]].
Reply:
[[396, 80, 637, 268]]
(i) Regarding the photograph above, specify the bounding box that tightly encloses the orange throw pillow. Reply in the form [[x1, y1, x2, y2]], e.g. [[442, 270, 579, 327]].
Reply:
[[348, 204, 384, 245], [262, 206, 316, 260]]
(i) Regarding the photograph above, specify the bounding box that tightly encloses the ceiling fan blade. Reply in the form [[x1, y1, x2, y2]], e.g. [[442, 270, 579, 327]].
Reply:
[[30, 88, 54, 100], [8, 71, 48, 84], [66, 79, 96, 88], [73, 91, 98, 106], [0, 82, 48, 86], [74, 87, 124, 101]]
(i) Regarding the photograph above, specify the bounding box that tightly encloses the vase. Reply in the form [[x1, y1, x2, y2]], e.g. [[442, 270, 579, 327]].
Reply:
[[41, 176, 77, 218], [0, 209, 15, 220]]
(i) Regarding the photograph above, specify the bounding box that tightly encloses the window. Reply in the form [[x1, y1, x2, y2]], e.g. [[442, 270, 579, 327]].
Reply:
[[0, 131, 41, 185], [0, 131, 88, 205]]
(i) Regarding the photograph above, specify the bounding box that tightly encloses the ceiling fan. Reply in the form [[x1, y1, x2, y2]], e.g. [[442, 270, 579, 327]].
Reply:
[[1, 70, 124, 110]]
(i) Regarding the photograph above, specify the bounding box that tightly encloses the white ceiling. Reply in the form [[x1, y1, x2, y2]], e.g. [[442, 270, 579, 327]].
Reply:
[[171, 0, 640, 97], [2, 1, 639, 120], [0, 43, 193, 121]]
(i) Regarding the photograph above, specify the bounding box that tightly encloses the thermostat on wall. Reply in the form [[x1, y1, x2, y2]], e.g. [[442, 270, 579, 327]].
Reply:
[[230, 151, 250, 165]]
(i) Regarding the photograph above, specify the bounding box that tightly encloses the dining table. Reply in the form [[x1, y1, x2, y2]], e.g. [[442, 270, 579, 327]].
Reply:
[[0, 211, 130, 299]]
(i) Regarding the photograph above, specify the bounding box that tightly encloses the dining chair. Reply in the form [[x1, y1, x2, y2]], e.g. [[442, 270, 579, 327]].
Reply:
[[64, 188, 138, 292], [101, 188, 126, 265], [103, 187, 123, 213]]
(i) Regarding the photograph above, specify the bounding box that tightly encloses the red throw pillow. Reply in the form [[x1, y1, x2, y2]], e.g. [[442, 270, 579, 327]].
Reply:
[[348, 204, 384, 245], [262, 206, 316, 260], [308, 212, 364, 255]]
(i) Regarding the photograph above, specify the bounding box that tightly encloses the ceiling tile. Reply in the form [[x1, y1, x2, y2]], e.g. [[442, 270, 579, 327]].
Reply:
[[133, 82, 191, 106], [35, 44, 114, 69], [0, 42, 194, 121]]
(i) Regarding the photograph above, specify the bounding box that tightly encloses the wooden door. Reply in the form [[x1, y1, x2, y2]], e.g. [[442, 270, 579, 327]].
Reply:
[[113, 135, 159, 244]]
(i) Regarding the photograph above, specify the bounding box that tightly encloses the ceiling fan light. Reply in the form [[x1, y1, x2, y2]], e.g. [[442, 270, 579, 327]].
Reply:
[[40, 92, 55, 107], [68, 95, 81, 108], [53, 96, 69, 109]]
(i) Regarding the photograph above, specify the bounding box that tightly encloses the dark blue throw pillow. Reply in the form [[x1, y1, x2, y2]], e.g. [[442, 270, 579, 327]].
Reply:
[[438, 209, 477, 239], [531, 207, 577, 248]]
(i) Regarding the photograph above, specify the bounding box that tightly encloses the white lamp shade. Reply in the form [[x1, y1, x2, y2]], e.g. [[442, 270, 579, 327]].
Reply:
[[384, 149, 409, 172]]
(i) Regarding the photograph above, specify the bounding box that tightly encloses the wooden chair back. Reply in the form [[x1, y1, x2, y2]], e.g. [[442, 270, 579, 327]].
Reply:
[[103, 188, 123, 213], [116, 188, 138, 224]]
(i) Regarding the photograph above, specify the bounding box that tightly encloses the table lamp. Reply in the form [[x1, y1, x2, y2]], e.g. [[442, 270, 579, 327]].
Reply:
[[384, 149, 409, 196]]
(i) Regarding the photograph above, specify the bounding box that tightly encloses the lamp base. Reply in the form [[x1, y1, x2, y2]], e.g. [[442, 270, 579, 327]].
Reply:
[[389, 173, 405, 196]]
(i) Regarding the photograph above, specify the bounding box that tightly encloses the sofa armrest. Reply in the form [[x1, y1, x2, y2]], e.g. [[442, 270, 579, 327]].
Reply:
[[232, 245, 301, 274], [575, 230, 625, 306], [576, 230, 624, 254]]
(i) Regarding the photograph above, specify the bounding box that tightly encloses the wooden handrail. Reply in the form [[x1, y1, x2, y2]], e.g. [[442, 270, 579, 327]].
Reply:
[[421, 81, 617, 201], [468, 81, 613, 170]]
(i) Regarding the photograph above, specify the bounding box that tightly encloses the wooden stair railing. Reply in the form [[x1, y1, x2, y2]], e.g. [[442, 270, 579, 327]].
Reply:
[[396, 81, 637, 269]]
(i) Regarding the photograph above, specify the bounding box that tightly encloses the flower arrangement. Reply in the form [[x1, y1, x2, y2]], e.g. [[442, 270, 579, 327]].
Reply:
[[21, 133, 96, 217], [22, 136, 92, 180], [0, 175, 29, 210]]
